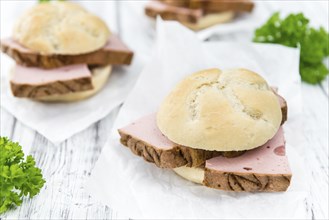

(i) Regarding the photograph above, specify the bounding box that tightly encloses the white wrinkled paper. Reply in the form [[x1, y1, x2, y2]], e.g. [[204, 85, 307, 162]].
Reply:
[[86, 20, 309, 219]]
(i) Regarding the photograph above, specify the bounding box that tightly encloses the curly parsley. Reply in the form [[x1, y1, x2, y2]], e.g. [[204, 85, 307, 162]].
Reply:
[[0, 137, 45, 214], [253, 12, 329, 84]]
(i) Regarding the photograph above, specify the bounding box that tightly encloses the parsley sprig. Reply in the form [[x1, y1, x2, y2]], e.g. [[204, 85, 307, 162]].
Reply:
[[253, 12, 329, 84], [0, 137, 45, 214]]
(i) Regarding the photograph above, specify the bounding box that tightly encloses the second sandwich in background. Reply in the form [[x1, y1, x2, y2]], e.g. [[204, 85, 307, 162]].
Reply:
[[118, 68, 292, 192], [145, 0, 254, 30], [1, 1, 133, 102]]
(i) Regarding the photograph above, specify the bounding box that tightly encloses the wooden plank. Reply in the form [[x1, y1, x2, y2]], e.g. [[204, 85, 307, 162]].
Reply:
[[301, 84, 329, 220], [0, 108, 36, 154], [2, 106, 122, 219], [0, 108, 16, 138], [320, 76, 329, 97]]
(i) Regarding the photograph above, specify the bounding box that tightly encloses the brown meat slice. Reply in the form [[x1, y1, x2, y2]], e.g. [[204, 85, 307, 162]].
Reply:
[[1, 35, 133, 69], [118, 93, 287, 168], [189, 0, 254, 13], [145, 0, 203, 24], [204, 127, 292, 192], [10, 64, 93, 98], [273, 89, 288, 125], [158, 0, 254, 12], [119, 113, 244, 168], [158, 0, 190, 8]]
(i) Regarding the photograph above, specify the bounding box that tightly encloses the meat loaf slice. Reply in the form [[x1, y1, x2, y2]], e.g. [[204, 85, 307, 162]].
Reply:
[[158, 0, 190, 8], [1, 35, 133, 69], [10, 64, 93, 98], [158, 0, 254, 12], [119, 113, 244, 168], [145, 0, 203, 24], [203, 127, 292, 192], [189, 0, 254, 13], [273, 89, 287, 125], [119, 93, 287, 169]]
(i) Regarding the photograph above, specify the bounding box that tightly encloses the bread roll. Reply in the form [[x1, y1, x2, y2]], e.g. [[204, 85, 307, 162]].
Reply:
[[182, 11, 234, 31], [173, 166, 204, 184], [36, 65, 111, 102], [157, 68, 282, 151], [13, 2, 110, 55]]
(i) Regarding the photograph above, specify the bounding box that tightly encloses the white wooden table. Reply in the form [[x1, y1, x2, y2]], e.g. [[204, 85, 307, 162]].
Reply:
[[1, 1, 328, 219]]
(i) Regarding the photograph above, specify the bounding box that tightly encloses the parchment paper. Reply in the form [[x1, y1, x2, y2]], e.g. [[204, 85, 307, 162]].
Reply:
[[87, 19, 308, 219]]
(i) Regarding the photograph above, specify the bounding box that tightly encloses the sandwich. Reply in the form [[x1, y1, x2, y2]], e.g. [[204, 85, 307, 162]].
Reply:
[[145, 0, 254, 30], [118, 68, 291, 192], [1, 2, 133, 102]]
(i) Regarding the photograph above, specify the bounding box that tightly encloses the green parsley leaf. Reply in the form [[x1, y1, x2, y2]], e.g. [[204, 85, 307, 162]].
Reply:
[[300, 62, 329, 84], [0, 137, 46, 214], [253, 12, 329, 84]]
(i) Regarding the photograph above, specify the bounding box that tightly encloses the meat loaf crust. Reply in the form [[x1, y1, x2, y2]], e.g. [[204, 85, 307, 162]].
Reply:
[[1, 36, 133, 69], [159, 0, 254, 12], [145, 1, 203, 24], [204, 168, 291, 192], [278, 93, 287, 125], [189, 0, 254, 13], [119, 131, 244, 168], [11, 77, 93, 98], [270, 87, 287, 125]]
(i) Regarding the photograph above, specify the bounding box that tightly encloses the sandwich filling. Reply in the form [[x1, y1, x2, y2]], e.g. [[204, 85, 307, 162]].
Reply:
[[118, 91, 287, 169], [119, 113, 239, 168], [145, 0, 254, 30], [10, 64, 93, 98], [174, 127, 292, 192], [159, 0, 254, 12], [10, 64, 112, 100], [1, 35, 133, 69], [2, 35, 132, 99]]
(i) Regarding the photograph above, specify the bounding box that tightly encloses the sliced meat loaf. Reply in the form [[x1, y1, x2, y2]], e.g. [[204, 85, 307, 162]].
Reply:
[[145, 0, 203, 24], [174, 127, 292, 192], [10, 64, 93, 98], [205, 127, 292, 192], [188, 0, 254, 12], [1, 35, 133, 69]]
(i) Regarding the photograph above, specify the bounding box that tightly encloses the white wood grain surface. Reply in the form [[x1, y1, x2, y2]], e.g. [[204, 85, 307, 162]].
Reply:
[[1, 1, 328, 219]]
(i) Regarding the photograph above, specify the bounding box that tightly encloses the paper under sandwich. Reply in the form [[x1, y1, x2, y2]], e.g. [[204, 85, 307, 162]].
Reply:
[[1, 2, 133, 102], [145, 0, 254, 30], [119, 68, 292, 192]]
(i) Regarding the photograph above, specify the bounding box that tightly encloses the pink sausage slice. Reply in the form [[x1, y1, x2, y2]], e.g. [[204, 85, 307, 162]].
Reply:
[[204, 127, 292, 192]]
